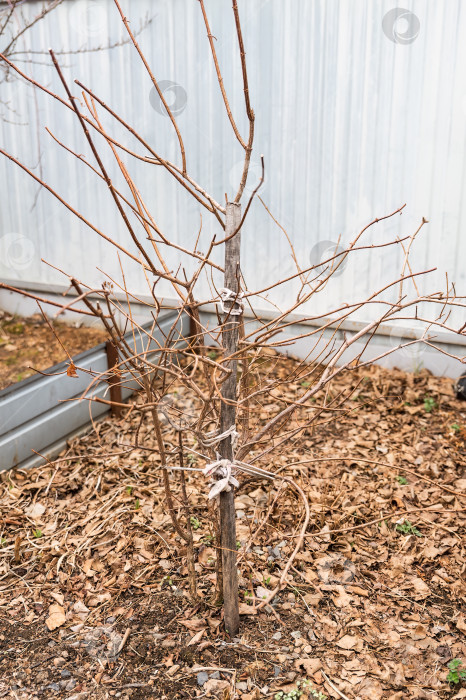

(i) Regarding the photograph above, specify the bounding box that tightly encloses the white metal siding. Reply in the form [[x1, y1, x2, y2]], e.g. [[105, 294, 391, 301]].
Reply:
[[1, 1, 465, 336]]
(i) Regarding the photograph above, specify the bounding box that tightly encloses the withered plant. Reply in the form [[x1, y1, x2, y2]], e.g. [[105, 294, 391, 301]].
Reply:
[[1, 1, 465, 635]]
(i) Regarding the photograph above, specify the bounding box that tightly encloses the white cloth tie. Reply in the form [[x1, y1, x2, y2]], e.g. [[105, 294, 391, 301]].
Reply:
[[219, 287, 244, 316], [203, 458, 240, 500]]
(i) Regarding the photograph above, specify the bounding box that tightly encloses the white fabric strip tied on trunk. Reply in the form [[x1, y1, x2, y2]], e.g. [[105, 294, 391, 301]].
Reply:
[[167, 437, 276, 499], [200, 424, 241, 500], [218, 287, 244, 316], [203, 458, 240, 499], [166, 425, 276, 499], [201, 455, 277, 500], [201, 424, 239, 450]]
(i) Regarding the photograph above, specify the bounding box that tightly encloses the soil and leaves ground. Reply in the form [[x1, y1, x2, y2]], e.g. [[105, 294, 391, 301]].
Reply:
[[0, 312, 106, 390], [0, 354, 465, 700]]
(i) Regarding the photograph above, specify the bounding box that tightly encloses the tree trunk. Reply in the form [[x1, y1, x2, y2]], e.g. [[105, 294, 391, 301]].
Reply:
[[218, 201, 241, 636]]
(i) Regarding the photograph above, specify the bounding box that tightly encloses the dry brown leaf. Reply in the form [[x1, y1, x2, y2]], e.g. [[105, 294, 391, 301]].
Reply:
[[25, 502, 46, 520], [423, 545, 442, 559], [294, 658, 322, 676], [203, 679, 230, 695], [187, 628, 205, 646], [87, 592, 111, 607], [411, 576, 431, 600], [45, 604, 66, 631], [238, 603, 258, 615], [73, 600, 90, 616], [336, 634, 363, 651], [179, 619, 206, 631], [112, 606, 128, 616], [409, 623, 428, 640], [49, 591, 64, 606], [331, 585, 352, 608], [347, 585, 368, 597], [197, 546, 215, 567], [166, 664, 180, 677], [357, 678, 383, 699]]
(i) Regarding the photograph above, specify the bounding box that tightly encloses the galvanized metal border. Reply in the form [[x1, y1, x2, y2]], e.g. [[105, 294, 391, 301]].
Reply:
[[0, 311, 186, 471]]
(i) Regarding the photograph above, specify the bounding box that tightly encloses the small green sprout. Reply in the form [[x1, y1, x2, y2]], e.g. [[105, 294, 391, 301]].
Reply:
[[190, 516, 201, 530], [236, 540, 241, 550], [423, 395, 437, 413], [300, 380, 310, 388], [0, 537, 6, 546], [263, 575, 271, 586], [447, 658, 466, 684], [134, 498, 140, 510], [126, 486, 133, 495], [207, 350, 218, 360], [33, 529, 43, 539], [395, 475, 408, 485], [274, 679, 327, 700], [396, 520, 421, 537], [451, 423, 462, 433], [187, 453, 197, 464]]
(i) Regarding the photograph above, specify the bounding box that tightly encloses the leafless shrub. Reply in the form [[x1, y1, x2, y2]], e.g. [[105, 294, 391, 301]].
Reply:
[[1, 0, 465, 634]]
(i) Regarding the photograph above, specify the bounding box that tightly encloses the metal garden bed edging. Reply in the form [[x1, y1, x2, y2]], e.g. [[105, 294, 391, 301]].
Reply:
[[0, 311, 184, 472]]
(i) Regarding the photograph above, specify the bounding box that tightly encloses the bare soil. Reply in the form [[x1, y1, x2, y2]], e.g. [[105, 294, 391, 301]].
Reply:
[[0, 355, 465, 700]]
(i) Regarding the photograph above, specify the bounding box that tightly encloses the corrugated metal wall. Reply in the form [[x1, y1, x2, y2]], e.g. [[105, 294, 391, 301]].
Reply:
[[1, 0, 465, 333]]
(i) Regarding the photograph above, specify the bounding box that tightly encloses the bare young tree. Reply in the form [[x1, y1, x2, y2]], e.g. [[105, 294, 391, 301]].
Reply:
[[1, 0, 465, 636]]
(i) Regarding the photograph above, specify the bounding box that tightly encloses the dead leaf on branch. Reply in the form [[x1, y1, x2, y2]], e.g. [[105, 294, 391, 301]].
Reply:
[[66, 361, 78, 377]]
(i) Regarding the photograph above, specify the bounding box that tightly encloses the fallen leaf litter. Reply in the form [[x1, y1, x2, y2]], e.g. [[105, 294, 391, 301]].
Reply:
[[0, 354, 465, 699]]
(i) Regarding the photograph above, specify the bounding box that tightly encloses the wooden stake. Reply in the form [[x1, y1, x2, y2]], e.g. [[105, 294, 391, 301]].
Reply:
[[219, 201, 241, 636]]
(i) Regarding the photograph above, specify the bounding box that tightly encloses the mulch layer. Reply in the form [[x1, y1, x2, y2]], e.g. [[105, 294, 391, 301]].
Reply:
[[0, 355, 465, 700]]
